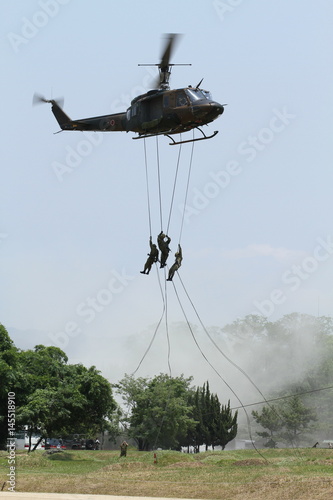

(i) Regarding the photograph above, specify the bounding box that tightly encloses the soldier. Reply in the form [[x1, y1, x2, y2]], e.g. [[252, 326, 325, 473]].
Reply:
[[120, 440, 128, 457], [167, 244, 182, 281], [140, 237, 159, 274], [157, 231, 171, 268]]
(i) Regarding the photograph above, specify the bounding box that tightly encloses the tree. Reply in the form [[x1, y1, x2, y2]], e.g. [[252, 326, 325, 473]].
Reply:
[[221, 315, 269, 345], [252, 405, 282, 448], [16, 386, 86, 450], [198, 382, 227, 451], [0, 324, 20, 449], [184, 382, 238, 451], [0, 327, 118, 451], [184, 387, 204, 452], [0, 324, 15, 352], [252, 396, 317, 447], [16, 361, 118, 451], [200, 382, 213, 450], [279, 395, 317, 446], [117, 373, 195, 451], [69, 364, 117, 437], [217, 400, 238, 450]]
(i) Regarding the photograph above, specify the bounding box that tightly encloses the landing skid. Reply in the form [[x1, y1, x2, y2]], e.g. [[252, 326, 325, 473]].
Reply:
[[133, 128, 219, 145], [167, 128, 218, 146], [133, 130, 170, 141]]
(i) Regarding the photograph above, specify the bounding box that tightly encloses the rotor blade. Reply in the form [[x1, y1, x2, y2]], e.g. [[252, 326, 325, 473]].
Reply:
[[159, 33, 181, 71], [32, 93, 48, 105], [32, 93, 64, 108]]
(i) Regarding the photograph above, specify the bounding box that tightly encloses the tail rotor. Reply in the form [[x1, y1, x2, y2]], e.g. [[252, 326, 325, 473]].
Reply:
[[32, 93, 64, 109]]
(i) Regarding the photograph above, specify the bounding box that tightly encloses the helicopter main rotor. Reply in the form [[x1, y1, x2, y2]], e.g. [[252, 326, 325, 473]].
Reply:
[[139, 33, 191, 90]]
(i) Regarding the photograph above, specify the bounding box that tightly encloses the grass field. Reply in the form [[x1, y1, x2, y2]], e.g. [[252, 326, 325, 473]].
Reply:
[[1, 447, 333, 499]]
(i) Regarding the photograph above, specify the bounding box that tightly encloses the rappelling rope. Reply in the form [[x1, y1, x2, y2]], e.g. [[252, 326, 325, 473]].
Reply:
[[143, 138, 152, 237], [179, 131, 195, 244], [152, 267, 173, 450], [171, 277, 269, 463], [176, 271, 303, 457], [156, 136, 163, 231], [177, 272, 272, 402], [140, 134, 278, 461], [164, 268, 172, 376], [166, 138, 182, 236], [132, 264, 166, 375]]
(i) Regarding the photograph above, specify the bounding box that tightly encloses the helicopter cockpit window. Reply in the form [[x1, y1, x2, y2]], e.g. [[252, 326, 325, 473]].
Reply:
[[186, 88, 212, 102], [202, 90, 212, 100], [176, 91, 189, 107]]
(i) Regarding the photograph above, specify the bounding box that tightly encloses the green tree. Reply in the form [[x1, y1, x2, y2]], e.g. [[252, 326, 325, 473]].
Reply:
[[16, 386, 86, 450], [279, 395, 317, 446], [0, 327, 118, 451], [16, 361, 117, 451], [217, 400, 238, 450], [184, 383, 238, 451], [184, 387, 204, 452], [117, 373, 195, 451], [253, 396, 317, 447], [199, 382, 224, 450], [0, 324, 20, 449], [252, 405, 282, 448], [69, 364, 117, 437], [200, 382, 212, 450]]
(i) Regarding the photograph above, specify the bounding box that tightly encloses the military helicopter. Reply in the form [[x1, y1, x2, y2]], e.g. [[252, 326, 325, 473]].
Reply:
[[34, 34, 225, 146]]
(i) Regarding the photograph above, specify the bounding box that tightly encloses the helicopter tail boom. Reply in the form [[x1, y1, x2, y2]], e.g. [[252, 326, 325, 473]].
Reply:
[[51, 102, 128, 133], [69, 112, 127, 132], [33, 93, 127, 133]]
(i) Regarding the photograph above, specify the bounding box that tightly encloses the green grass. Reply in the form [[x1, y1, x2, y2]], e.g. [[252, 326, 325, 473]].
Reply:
[[1, 447, 333, 499]]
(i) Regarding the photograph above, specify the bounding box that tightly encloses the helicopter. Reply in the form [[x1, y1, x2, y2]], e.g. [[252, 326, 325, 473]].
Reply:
[[34, 34, 225, 146]]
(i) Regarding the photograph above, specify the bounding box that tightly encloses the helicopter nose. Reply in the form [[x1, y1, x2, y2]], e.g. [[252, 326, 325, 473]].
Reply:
[[193, 101, 224, 122], [212, 102, 224, 117]]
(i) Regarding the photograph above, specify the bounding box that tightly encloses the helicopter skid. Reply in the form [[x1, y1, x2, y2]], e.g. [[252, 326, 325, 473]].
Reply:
[[133, 128, 219, 146], [167, 129, 219, 146], [133, 130, 170, 141]]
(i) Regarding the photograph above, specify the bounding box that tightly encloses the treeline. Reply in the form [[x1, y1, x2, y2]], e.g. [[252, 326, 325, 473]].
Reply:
[[1, 312, 332, 451], [116, 375, 238, 451], [0, 324, 237, 451]]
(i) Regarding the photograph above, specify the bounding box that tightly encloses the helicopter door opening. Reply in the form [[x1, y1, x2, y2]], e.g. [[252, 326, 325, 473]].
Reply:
[[142, 95, 163, 130]]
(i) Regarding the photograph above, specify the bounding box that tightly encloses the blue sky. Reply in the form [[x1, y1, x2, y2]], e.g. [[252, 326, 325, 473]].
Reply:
[[1, 0, 333, 396]]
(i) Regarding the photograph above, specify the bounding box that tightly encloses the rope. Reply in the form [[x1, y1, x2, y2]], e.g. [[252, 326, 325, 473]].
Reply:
[[166, 139, 182, 235], [164, 268, 172, 376], [156, 136, 163, 231], [171, 279, 268, 463], [231, 385, 333, 410], [152, 272, 173, 450], [177, 272, 277, 411], [132, 264, 165, 375], [143, 138, 152, 237], [179, 131, 195, 244], [175, 272, 304, 459], [138, 133, 273, 460], [153, 269, 172, 450]]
